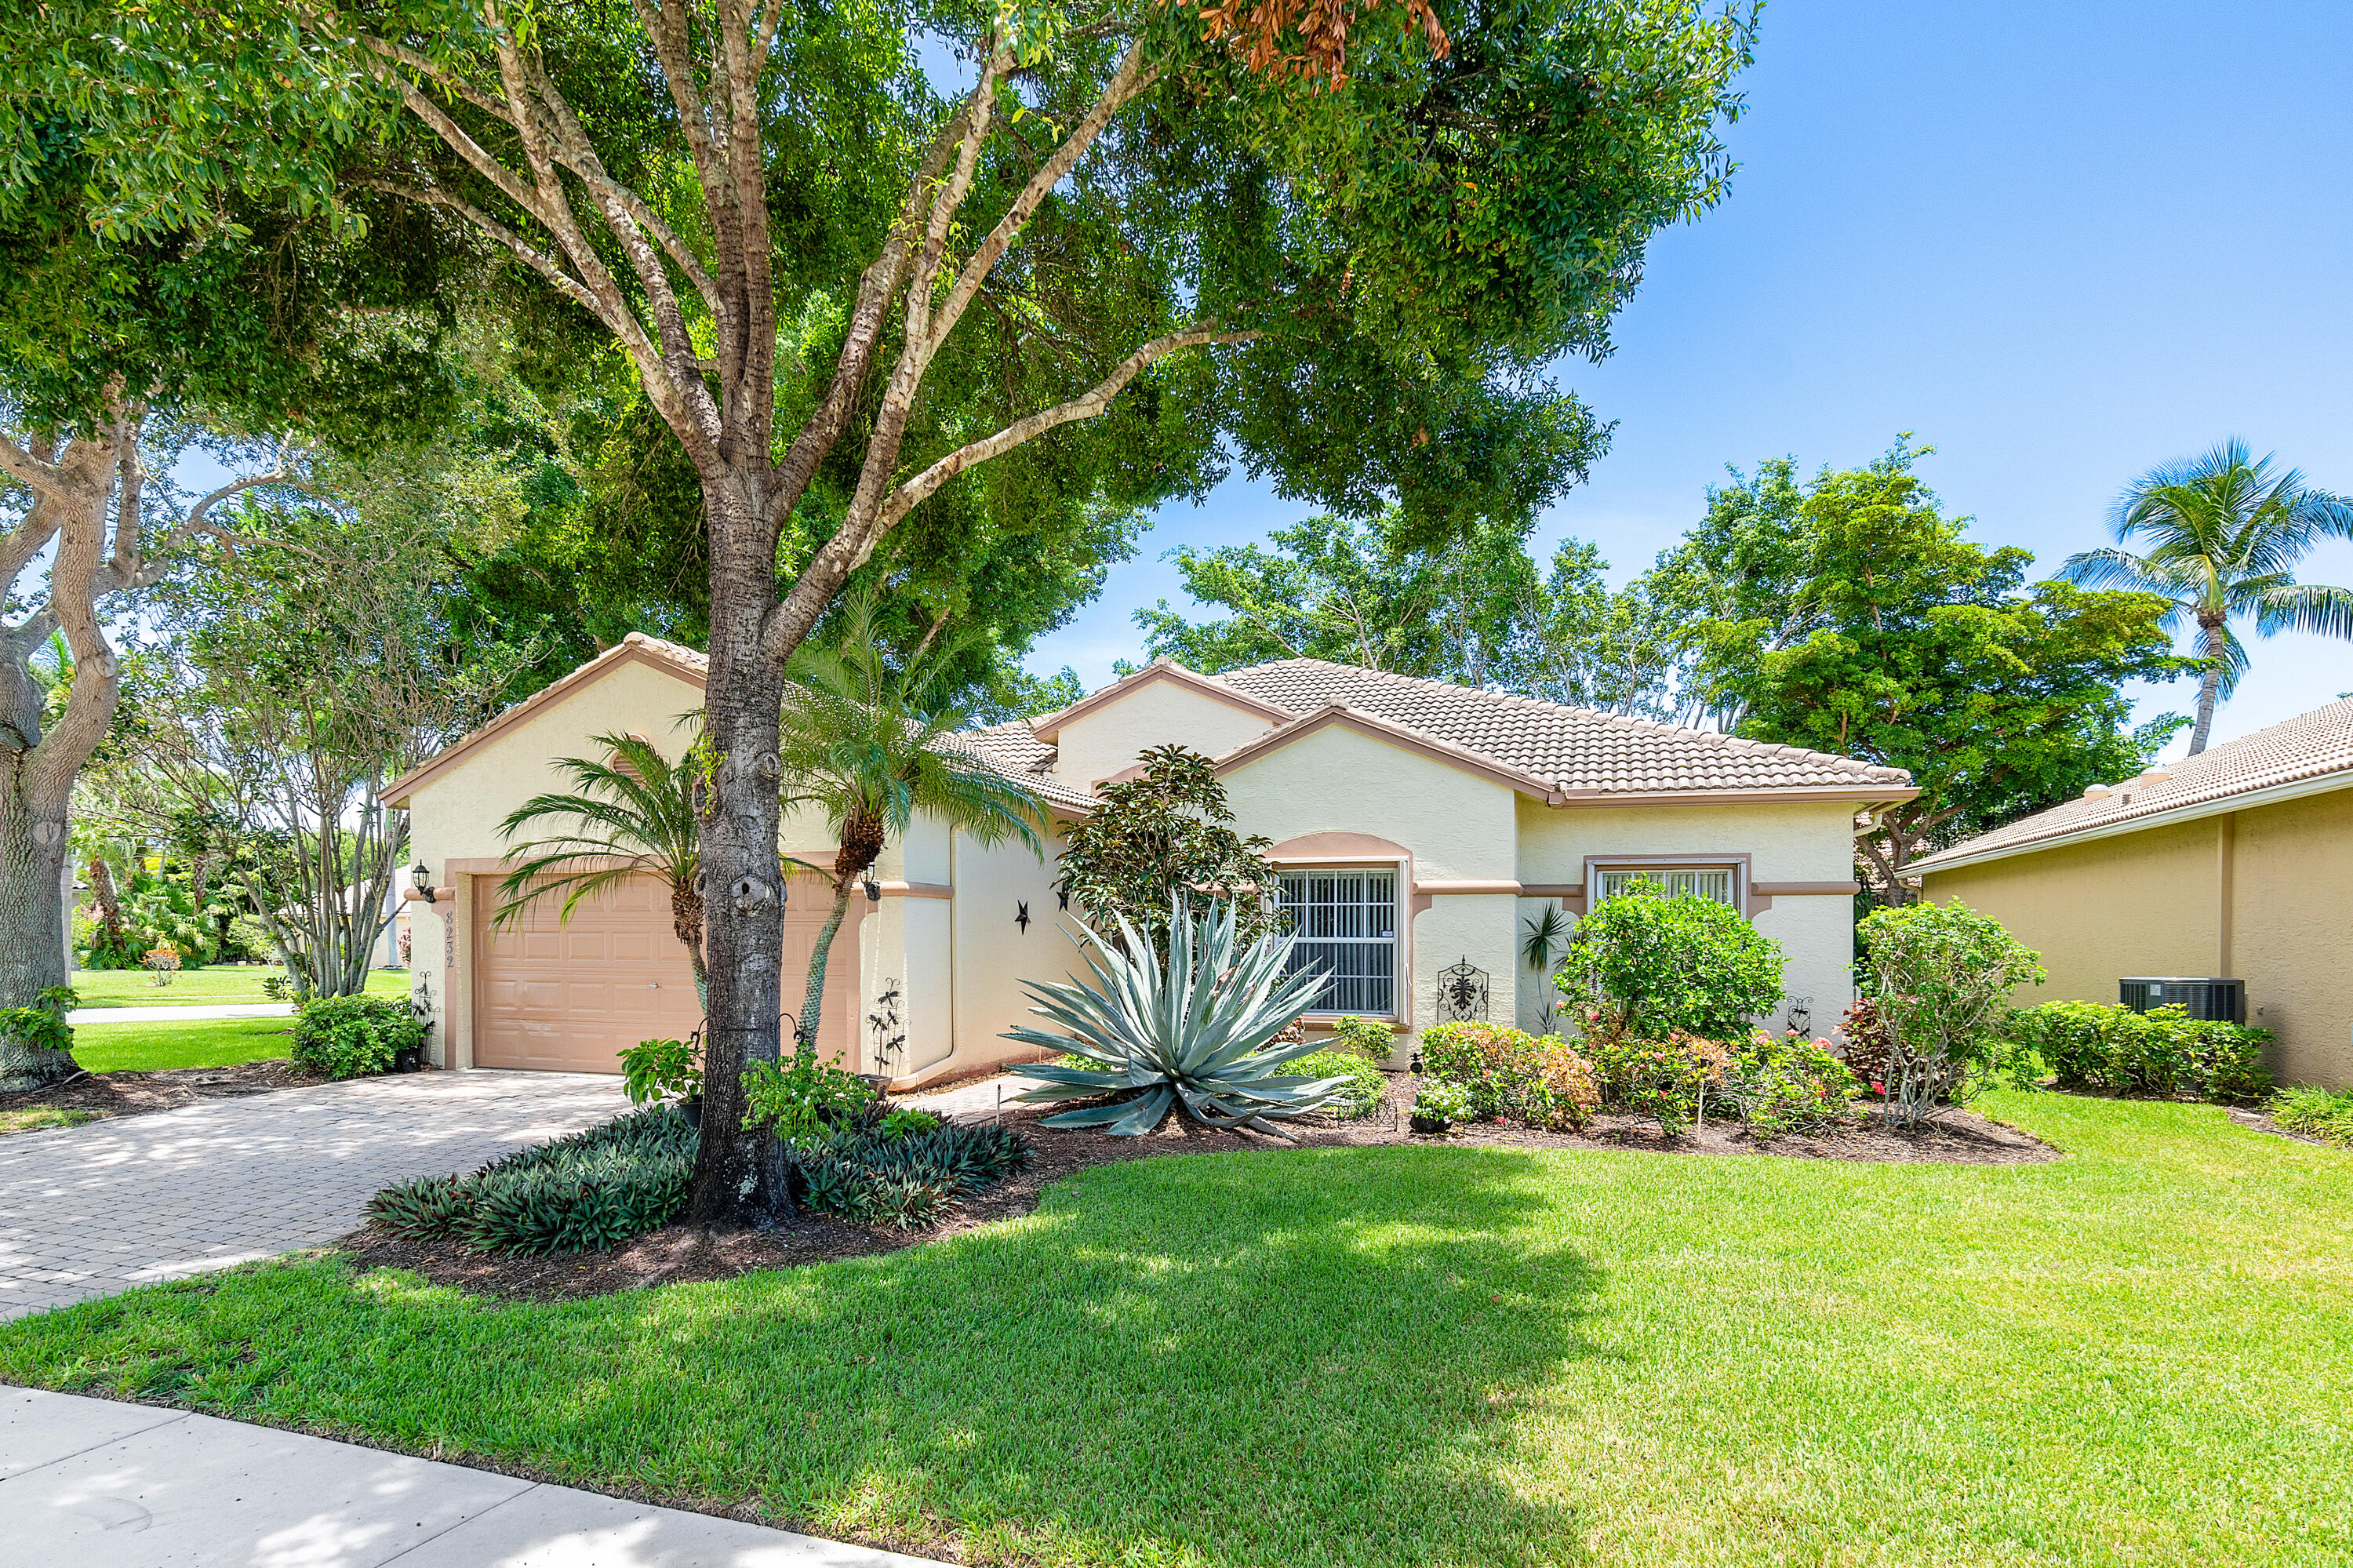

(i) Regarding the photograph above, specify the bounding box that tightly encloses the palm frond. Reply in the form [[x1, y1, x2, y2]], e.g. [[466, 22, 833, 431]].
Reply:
[[2251, 582, 2353, 642]]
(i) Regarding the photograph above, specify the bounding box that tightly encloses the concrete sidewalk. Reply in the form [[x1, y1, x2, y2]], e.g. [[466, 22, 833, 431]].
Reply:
[[67, 1002, 296, 1025], [2, 1385, 944, 1566]]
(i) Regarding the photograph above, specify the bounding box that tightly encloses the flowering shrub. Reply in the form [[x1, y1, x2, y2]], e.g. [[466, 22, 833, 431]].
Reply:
[[1557, 885, 1784, 1039], [143, 941, 182, 984], [1857, 900, 2045, 1125], [1420, 1021, 1598, 1130], [1410, 1080, 1472, 1133], [1723, 1031, 1859, 1137], [1587, 1031, 1732, 1138]]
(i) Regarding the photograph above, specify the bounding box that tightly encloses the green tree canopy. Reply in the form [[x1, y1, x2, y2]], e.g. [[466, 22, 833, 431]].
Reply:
[[1674, 442, 2191, 897]]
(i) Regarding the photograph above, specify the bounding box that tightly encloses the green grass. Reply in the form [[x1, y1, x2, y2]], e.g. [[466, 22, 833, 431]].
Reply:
[[2, 1094, 2347, 1566], [67, 966, 408, 1009], [0, 1106, 94, 1134], [67, 1016, 296, 1073], [2271, 1086, 2353, 1147]]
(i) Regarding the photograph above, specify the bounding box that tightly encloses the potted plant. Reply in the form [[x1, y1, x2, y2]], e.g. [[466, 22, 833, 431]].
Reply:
[[619, 1035, 704, 1126], [1410, 1081, 1471, 1135]]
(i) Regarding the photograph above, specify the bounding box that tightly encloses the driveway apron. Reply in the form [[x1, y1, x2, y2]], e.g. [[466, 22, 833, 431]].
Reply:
[[0, 1072, 628, 1320]]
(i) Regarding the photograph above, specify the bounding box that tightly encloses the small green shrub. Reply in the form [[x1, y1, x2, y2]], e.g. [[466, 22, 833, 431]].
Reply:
[[1328, 1015, 1397, 1060], [1724, 1031, 1859, 1138], [289, 995, 421, 1079], [2269, 1086, 2353, 1147], [1409, 1081, 1472, 1133], [1287, 1048, 1384, 1119], [792, 1122, 1031, 1228], [367, 1108, 697, 1254], [1558, 884, 1786, 1040], [620, 1035, 702, 1107], [0, 986, 78, 1062], [1420, 1021, 1598, 1130], [1588, 1031, 1733, 1138], [878, 1105, 944, 1139], [740, 1046, 875, 1137], [2002, 1001, 2271, 1103]]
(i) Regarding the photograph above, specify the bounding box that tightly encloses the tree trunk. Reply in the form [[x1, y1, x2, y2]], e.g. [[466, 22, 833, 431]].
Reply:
[[687, 470, 787, 1225], [89, 854, 122, 949], [798, 815, 884, 1056], [2186, 617, 2226, 755], [0, 782, 76, 1090]]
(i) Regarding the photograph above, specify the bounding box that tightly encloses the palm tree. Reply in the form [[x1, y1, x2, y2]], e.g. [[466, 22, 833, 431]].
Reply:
[[495, 732, 711, 1006], [780, 595, 1047, 1057], [2063, 439, 2353, 754]]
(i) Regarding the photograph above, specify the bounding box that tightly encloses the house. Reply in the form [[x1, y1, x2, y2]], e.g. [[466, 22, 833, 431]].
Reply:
[[387, 636, 1915, 1086], [1912, 696, 2353, 1088]]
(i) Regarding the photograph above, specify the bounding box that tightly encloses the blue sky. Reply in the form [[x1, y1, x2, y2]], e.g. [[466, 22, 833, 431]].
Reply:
[[1025, 0, 2353, 756]]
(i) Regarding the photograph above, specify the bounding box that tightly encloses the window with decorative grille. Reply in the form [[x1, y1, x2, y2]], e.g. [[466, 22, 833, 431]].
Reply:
[[1593, 866, 1737, 905], [1276, 868, 1398, 1015]]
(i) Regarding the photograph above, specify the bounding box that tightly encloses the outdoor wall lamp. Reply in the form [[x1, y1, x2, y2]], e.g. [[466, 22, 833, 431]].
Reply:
[[861, 871, 881, 903], [406, 862, 437, 904]]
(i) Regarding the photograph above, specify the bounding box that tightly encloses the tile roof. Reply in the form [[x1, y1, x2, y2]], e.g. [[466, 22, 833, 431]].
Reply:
[[1912, 695, 2353, 872], [1207, 659, 1914, 797], [949, 722, 1098, 813]]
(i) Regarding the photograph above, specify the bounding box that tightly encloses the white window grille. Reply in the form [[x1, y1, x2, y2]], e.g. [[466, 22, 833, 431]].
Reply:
[[1593, 866, 1737, 906], [1276, 868, 1398, 1015]]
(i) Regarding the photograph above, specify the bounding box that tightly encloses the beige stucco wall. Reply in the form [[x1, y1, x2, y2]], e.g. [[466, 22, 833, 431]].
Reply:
[[1517, 798, 1861, 1036], [1050, 679, 1278, 787], [946, 825, 1078, 1078], [1922, 787, 2353, 1087]]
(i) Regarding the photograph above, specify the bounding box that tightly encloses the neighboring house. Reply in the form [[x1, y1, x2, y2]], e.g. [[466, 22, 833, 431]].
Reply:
[[1913, 696, 2353, 1088], [388, 637, 1915, 1087]]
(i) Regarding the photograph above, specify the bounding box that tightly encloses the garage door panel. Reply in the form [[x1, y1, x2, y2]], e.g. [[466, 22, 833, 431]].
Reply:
[[473, 872, 859, 1074]]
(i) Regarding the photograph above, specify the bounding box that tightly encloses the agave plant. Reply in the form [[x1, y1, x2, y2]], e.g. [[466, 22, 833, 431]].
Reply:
[[1007, 901, 1349, 1137]]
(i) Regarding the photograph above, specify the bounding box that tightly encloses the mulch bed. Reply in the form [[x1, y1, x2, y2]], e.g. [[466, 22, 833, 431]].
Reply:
[[340, 1071, 2055, 1304], [0, 1060, 322, 1134]]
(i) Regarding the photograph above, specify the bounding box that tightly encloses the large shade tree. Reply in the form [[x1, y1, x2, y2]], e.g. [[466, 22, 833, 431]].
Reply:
[[0, 115, 467, 1086], [13, 0, 1756, 1210], [2061, 438, 2353, 755]]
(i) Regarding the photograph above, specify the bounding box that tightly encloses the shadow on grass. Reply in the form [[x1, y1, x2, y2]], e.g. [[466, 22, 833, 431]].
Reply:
[[12, 1143, 1602, 1567]]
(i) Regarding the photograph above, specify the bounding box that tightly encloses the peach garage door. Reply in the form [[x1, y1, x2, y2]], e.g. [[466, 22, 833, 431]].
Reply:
[[471, 871, 860, 1072]]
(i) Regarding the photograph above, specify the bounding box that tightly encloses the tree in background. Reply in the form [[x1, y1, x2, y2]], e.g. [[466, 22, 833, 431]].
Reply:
[[148, 460, 528, 997], [1683, 442, 2190, 899], [1136, 515, 1678, 715], [22, 0, 1754, 1213], [1055, 745, 1279, 955], [2061, 438, 2353, 755], [777, 593, 1049, 1059]]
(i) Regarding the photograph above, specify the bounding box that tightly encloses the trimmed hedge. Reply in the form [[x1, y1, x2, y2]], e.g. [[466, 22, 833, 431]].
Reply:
[[368, 1108, 696, 1254], [2002, 1002, 2272, 1103], [291, 995, 422, 1079]]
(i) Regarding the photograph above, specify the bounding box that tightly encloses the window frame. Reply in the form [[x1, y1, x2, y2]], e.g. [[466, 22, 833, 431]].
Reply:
[[1580, 854, 1751, 918], [1275, 860, 1407, 1022]]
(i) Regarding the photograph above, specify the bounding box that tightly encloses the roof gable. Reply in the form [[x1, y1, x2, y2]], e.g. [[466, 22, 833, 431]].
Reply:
[[1029, 659, 1295, 742], [1119, 702, 1567, 801], [385, 634, 707, 807]]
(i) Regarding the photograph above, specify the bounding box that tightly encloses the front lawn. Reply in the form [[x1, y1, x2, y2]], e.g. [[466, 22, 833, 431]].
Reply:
[[68, 966, 409, 1009], [67, 1017, 296, 1073], [3, 1093, 2346, 1566]]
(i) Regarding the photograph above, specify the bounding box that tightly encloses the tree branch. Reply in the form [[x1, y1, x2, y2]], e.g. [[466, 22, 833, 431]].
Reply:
[[876, 326, 1257, 540]]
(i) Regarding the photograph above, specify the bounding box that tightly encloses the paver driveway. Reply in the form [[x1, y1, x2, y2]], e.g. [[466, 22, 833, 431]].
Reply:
[[0, 1072, 628, 1320]]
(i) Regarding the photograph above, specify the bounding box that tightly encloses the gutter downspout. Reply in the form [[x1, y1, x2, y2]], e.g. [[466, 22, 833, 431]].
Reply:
[[2217, 813, 2235, 977]]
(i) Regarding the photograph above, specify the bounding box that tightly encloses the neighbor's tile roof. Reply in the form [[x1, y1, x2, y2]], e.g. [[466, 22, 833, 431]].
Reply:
[[1209, 659, 1913, 796], [1912, 695, 2353, 872]]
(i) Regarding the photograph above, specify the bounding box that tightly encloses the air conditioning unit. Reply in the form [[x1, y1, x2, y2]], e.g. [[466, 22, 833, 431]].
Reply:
[[2118, 977, 2245, 1025]]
